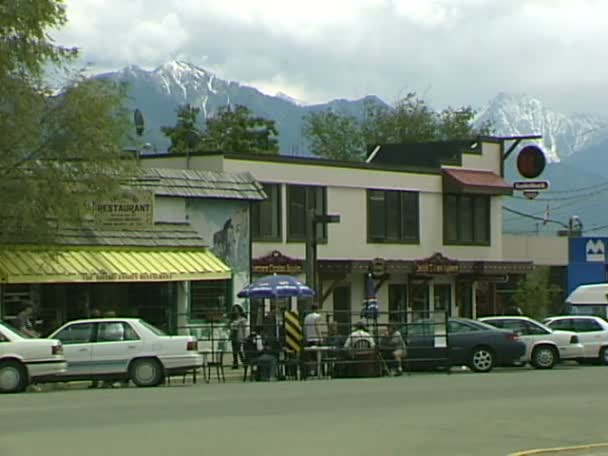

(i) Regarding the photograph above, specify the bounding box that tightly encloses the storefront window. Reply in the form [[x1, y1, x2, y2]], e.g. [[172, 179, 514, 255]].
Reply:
[[388, 284, 407, 324], [189, 280, 230, 322]]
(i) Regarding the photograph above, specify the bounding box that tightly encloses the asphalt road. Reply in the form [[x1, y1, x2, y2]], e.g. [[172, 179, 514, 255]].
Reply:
[[2, 365, 607, 456]]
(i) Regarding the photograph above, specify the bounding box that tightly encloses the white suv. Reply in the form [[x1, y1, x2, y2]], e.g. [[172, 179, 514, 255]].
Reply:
[[543, 316, 608, 365], [479, 316, 584, 369]]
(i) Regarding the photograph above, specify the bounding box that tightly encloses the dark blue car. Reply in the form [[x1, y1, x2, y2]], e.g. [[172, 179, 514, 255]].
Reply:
[[403, 318, 526, 373]]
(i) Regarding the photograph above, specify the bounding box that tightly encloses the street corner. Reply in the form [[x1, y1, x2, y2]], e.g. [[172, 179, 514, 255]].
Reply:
[[508, 443, 608, 456]]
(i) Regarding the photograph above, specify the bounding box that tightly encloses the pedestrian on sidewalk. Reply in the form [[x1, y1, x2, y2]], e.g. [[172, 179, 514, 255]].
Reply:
[[229, 304, 248, 369]]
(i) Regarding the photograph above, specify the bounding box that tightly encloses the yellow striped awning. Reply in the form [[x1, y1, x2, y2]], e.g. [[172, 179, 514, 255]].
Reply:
[[0, 246, 231, 284]]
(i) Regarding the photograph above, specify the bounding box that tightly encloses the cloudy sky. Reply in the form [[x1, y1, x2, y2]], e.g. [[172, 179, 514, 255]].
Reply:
[[55, 0, 607, 114]]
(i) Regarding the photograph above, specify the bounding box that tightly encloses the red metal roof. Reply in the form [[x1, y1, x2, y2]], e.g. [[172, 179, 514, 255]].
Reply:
[[442, 168, 512, 195]]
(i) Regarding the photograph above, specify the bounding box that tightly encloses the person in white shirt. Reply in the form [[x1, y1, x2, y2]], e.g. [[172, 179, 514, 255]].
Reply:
[[303, 303, 324, 346], [344, 321, 376, 349]]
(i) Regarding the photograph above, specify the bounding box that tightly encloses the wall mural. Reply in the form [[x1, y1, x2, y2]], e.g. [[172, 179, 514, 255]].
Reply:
[[188, 199, 250, 312]]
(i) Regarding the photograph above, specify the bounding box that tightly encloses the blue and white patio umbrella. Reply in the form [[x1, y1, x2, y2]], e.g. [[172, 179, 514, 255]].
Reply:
[[237, 274, 315, 300]]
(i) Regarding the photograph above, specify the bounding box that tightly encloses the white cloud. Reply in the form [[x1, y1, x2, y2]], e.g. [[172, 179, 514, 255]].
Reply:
[[54, 0, 608, 114]]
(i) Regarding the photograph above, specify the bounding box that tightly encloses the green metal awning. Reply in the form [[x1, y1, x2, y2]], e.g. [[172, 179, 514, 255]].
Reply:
[[0, 246, 231, 284]]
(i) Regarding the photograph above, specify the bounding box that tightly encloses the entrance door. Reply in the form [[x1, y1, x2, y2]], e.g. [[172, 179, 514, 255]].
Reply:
[[333, 286, 351, 335], [410, 282, 429, 322], [433, 284, 452, 317], [388, 284, 407, 325]]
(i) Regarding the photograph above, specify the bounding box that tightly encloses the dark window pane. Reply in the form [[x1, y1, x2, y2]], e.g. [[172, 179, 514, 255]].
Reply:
[[287, 185, 326, 241], [386, 191, 401, 240], [368, 190, 386, 240], [287, 185, 307, 239], [445, 195, 458, 242], [403, 192, 419, 240], [458, 196, 473, 241], [473, 196, 489, 242], [252, 183, 281, 240]]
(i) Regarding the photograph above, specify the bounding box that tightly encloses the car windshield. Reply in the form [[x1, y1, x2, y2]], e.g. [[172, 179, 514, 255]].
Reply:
[[0, 320, 30, 339], [138, 320, 167, 337]]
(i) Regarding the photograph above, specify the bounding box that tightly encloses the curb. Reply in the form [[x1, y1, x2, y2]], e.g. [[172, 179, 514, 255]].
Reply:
[[509, 443, 608, 456]]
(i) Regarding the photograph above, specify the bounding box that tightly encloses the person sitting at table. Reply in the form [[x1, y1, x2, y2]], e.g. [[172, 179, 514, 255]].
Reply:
[[244, 326, 277, 381], [344, 321, 376, 350], [380, 324, 406, 376]]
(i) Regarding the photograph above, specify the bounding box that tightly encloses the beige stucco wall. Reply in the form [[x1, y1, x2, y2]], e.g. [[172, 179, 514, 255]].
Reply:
[[252, 184, 504, 262], [501, 234, 568, 266], [460, 142, 503, 174]]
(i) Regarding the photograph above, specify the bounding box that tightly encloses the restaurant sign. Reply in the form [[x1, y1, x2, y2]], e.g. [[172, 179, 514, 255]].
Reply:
[[252, 250, 304, 275], [415, 252, 460, 274], [93, 190, 154, 229], [80, 272, 173, 282]]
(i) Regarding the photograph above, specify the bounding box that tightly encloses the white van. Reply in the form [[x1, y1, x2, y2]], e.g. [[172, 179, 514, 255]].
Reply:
[[566, 283, 608, 319]]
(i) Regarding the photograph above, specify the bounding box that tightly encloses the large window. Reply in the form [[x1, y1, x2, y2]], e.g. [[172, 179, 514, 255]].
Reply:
[[287, 185, 327, 242], [444, 194, 490, 245], [367, 190, 419, 243], [251, 183, 281, 241], [190, 280, 230, 321]]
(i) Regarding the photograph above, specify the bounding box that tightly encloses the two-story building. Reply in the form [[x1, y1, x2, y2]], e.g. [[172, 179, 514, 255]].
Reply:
[[141, 138, 532, 330]]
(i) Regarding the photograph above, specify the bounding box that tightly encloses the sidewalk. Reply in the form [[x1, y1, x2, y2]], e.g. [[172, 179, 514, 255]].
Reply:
[[509, 443, 608, 456]]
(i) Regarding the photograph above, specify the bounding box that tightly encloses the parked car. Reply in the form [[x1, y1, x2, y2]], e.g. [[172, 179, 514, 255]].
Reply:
[[543, 315, 608, 365], [0, 321, 66, 393], [47, 318, 203, 387], [479, 316, 584, 369], [403, 318, 526, 373]]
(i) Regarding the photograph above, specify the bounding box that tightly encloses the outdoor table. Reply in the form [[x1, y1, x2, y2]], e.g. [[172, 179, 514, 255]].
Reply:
[[303, 345, 333, 379]]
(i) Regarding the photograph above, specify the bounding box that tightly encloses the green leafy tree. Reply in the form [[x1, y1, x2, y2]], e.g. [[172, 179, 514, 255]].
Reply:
[[302, 109, 366, 160], [303, 92, 492, 161], [161, 104, 203, 154], [202, 105, 279, 154], [162, 104, 279, 155], [512, 268, 561, 320], [0, 0, 134, 241]]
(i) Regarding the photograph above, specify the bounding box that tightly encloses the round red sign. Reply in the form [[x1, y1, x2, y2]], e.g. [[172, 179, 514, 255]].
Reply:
[[517, 145, 546, 179]]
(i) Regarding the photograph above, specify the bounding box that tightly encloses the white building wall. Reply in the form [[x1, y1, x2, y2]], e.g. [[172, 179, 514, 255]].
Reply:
[[502, 234, 568, 266]]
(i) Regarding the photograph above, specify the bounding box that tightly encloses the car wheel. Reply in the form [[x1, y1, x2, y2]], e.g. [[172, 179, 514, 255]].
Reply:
[[531, 345, 557, 369], [0, 360, 28, 393], [129, 358, 163, 387], [469, 347, 494, 373], [599, 347, 608, 366]]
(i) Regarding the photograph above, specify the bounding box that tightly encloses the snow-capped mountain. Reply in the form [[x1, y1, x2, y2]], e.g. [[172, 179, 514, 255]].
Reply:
[[99, 60, 382, 154], [475, 92, 608, 162], [101, 60, 608, 165]]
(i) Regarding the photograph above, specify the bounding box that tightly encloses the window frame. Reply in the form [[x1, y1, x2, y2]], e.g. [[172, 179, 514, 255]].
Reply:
[[366, 189, 420, 244], [96, 322, 141, 343], [251, 182, 282, 242], [443, 193, 491, 246], [286, 184, 327, 243]]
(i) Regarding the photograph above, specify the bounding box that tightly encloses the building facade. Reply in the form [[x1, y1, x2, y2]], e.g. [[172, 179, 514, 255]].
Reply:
[[143, 139, 532, 331], [0, 167, 265, 338]]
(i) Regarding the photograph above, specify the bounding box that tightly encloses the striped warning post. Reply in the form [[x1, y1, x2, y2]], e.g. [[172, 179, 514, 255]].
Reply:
[[284, 310, 303, 352]]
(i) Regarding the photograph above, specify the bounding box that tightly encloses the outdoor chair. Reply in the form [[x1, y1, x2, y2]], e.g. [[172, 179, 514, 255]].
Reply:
[[206, 349, 225, 383]]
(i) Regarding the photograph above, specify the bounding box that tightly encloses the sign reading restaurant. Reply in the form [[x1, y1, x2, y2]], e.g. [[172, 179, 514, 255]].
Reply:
[[93, 190, 154, 229]]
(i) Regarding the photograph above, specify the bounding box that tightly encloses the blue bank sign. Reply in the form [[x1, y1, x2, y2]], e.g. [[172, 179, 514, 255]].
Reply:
[[568, 237, 608, 294]]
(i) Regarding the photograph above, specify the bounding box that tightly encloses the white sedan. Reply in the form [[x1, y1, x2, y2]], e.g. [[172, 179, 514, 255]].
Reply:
[[479, 316, 584, 369], [543, 315, 608, 365], [48, 318, 203, 387], [0, 321, 67, 393]]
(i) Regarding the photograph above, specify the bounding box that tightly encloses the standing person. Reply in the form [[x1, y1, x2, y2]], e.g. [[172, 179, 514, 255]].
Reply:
[[380, 324, 407, 376], [303, 303, 324, 346], [229, 304, 248, 369], [15, 305, 39, 337]]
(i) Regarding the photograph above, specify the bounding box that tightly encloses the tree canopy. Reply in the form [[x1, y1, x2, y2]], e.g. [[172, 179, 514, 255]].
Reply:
[[162, 104, 279, 155], [303, 92, 492, 161], [0, 0, 135, 241]]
